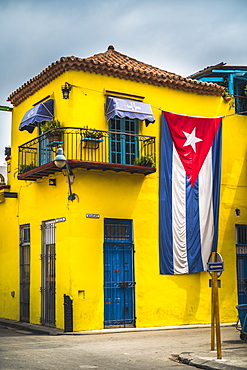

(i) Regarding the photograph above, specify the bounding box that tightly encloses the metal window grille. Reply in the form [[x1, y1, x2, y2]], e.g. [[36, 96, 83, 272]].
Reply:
[[105, 221, 131, 241]]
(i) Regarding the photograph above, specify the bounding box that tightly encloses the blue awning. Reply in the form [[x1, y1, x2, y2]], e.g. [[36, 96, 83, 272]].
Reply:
[[19, 99, 54, 133], [105, 97, 155, 125]]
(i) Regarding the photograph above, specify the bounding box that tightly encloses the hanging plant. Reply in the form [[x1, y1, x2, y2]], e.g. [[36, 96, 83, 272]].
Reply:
[[222, 91, 235, 110], [223, 91, 234, 102]]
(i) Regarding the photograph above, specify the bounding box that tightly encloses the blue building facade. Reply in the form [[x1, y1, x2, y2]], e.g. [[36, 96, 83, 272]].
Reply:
[[189, 63, 247, 115]]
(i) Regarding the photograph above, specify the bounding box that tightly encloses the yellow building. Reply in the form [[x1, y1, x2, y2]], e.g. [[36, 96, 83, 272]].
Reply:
[[0, 46, 246, 332]]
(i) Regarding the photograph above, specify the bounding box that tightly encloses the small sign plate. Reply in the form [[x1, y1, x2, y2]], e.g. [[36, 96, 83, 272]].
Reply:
[[208, 252, 224, 277], [86, 214, 100, 219], [56, 217, 66, 223], [208, 262, 224, 272]]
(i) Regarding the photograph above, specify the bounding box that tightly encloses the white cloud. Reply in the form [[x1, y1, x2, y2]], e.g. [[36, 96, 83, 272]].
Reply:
[[0, 0, 247, 163]]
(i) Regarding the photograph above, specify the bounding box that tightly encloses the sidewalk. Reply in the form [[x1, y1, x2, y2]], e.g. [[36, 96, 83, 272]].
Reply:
[[0, 318, 246, 369], [174, 347, 247, 370]]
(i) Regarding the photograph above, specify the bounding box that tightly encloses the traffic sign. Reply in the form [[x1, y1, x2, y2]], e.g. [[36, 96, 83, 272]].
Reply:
[[208, 262, 224, 273], [208, 252, 224, 277]]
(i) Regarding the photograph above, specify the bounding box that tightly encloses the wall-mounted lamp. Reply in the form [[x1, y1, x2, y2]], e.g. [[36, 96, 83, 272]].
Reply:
[[54, 146, 76, 201], [235, 207, 241, 217], [61, 82, 72, 99]]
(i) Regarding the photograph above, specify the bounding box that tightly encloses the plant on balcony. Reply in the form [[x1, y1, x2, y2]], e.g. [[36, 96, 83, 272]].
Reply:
[[83, 126, 104, 140], [19, 162, 37, 175], [41, 119, 63, 142], [133, 154, 155, 167]]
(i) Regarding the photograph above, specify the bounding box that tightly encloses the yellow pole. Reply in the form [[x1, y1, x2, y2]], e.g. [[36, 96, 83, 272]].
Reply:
[[211, 274, 215, 351], [211, 252, 216, 351], [210, 251, 222, 359], [214, 270, 222, 359]]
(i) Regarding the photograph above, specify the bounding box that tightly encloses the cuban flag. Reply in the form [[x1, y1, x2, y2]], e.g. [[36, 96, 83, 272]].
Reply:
[[159, 111, 222, 275]]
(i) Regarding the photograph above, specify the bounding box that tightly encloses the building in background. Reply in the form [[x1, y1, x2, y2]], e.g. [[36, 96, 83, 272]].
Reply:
[[0, 46, 245, 331], [189, 62, 247, 115]]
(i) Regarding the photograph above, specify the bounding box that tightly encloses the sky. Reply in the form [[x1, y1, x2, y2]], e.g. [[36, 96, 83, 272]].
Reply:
[[1, 0, 247, 166]]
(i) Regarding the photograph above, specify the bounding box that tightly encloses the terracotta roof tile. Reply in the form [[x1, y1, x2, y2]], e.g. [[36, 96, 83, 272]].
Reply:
[[8, 46, 225, 106]]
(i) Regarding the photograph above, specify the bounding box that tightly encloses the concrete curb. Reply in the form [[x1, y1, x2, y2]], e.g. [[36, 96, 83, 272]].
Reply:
[[0, 317, 235, 336], [177, 352, 247, 370]]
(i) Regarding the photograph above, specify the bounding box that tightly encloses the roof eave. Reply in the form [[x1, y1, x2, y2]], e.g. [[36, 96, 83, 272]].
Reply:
[[8, 56, 225, 106]]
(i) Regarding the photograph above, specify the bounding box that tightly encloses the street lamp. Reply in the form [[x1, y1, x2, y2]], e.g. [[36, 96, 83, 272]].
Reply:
[[54, 146, 76, 201]]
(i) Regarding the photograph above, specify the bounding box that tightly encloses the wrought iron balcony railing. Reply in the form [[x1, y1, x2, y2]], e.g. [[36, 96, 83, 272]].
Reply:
[[18, 127, 156, 180]]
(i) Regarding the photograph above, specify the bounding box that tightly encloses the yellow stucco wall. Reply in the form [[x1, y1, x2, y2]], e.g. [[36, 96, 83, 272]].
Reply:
[[0, 68, 246, 331]]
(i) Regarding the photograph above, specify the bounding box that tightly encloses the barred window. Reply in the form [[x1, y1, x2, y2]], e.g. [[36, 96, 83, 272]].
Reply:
[[236, 225, 247, 255]]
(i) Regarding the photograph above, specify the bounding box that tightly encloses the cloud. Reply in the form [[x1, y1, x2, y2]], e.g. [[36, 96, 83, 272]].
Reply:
[[0, 0, 247, 164]]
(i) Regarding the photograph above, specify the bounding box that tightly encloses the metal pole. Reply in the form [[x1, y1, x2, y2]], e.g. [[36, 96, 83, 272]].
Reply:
[[211, 275, 215, 351], [211, 252, 222, 359], [65, 162, 76, 201], [214, 271, 222, 359], [211, 252, 216, 351]]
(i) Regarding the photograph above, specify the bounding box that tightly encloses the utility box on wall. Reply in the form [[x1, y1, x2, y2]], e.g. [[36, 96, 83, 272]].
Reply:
[[64, 294, 73, 332]]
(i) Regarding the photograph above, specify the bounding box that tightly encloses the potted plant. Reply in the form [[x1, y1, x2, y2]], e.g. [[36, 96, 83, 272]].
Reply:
[[223, 91, 234, 102], [133, 154, 155, 167], [41, 119, 63, 142], [19, 162, 37, 175], [81, 126, 104, 149], [83, 126, 104, 140]]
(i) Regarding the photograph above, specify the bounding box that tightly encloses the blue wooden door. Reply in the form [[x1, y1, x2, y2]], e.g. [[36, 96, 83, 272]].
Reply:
[[236, 225, 247, 304], [237, 255, 247, 304], [104, 219, 135, 327]]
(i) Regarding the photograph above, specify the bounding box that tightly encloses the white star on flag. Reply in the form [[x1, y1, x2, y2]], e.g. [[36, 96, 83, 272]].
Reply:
[[183, 128, 203, 153]]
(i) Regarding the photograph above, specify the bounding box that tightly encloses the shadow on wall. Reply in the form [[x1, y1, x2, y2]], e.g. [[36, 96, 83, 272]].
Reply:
[[219, 115, 247, 312], [165, 273, 203, 324]]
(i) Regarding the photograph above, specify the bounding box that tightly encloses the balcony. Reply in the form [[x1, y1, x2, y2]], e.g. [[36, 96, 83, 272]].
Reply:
[[18, 127, 156, 181]]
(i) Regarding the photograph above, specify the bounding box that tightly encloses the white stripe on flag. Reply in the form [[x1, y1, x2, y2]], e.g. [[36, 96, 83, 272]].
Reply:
[[172, 146, 188, 274], [199, 148, 214, 270]]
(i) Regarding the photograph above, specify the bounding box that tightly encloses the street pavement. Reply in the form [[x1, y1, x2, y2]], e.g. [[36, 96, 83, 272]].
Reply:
[[0, 318, 246, 369]]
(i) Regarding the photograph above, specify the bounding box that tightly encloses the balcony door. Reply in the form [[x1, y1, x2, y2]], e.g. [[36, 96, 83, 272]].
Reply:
[[39, 139, 52, 166], [109, 117, 138, 165]]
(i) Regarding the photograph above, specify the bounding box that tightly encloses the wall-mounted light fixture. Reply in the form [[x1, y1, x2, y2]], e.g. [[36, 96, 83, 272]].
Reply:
[[235, 207, 241, 217], [54, 146, 76, 201], [61, 82, 73, 99]]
